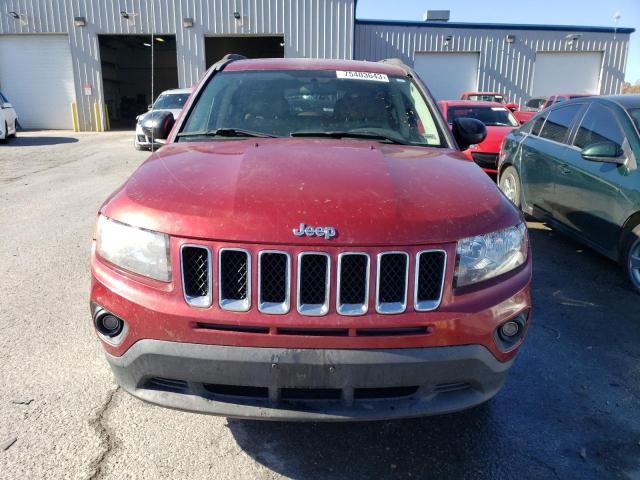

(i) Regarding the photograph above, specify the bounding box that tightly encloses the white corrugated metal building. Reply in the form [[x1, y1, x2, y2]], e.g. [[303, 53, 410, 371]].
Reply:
[[0, 0, 633, 131]]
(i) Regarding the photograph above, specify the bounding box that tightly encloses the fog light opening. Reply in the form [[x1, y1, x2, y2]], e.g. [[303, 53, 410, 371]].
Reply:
[[500, 320, 520, 338], [495, 312, 528, 352], [96, 313, 124, 338]]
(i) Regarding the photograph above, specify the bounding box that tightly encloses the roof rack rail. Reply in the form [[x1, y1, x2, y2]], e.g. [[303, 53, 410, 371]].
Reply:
[[378, 58, 409, 68]]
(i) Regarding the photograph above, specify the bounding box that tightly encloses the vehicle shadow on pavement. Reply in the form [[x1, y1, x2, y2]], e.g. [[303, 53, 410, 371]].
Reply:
[[226, 223, 640, 480], [4, 136, 79, 147]]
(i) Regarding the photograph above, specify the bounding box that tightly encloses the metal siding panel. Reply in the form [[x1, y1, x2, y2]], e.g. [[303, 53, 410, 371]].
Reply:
[[354, 22, 629, 107]]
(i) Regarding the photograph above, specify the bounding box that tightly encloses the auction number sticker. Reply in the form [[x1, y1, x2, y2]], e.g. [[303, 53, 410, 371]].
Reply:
[[336, 71, 389, 82]]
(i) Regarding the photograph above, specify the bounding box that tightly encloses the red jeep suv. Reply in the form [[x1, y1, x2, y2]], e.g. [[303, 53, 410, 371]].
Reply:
[[91, 56, 532, 421]]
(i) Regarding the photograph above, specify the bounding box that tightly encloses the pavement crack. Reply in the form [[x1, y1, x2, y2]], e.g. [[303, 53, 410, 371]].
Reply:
[[87, 386, 120, 480]]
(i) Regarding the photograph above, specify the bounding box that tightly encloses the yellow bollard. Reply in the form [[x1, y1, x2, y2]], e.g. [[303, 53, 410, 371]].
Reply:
[[70, 103, 79, 132], [93, 102, 103, 132]]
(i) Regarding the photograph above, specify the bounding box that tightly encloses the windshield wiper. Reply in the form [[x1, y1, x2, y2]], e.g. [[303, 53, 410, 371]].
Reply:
[[290, 130, 408, 145], [177, 128, 277, 139]]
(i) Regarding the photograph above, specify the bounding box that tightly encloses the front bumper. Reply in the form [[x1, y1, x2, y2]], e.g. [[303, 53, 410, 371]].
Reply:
[[134, 124, 166, 148], [107, 340, 512, 421]]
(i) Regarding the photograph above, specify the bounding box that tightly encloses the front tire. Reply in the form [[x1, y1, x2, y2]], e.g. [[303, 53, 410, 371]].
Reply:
[[499, 166, 521, 208], [623, 226, 640, 294], [9, 120, 17, 138]]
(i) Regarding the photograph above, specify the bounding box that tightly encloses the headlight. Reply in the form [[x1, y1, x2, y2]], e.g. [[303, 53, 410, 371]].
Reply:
[[455, 223, 528, 287], [96, 215, 171, 282]]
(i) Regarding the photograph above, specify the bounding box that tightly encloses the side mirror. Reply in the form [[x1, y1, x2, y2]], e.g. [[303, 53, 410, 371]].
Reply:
[[147, 104, 153, 111], [2, 102, 12, 109], [581, 141, 626, 165], [452, 117, 487, 151], [140, 111, 175, 141], [505, 102, 518, 112]]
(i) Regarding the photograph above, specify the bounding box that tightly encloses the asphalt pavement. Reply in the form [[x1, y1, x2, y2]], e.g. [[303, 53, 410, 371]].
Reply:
[[0, 131, 639, 479]]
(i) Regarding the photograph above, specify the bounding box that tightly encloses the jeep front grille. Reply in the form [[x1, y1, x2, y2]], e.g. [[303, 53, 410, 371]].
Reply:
[[297, 253, 330, 316], [376, 252, 409, 314], [337, 253, 370, 315], [180, 245, 447, 316], [180, 245, 212, 307], [415, 250, 447, 311], [219, 249, 251, 311], [258, 251, 290, 314]]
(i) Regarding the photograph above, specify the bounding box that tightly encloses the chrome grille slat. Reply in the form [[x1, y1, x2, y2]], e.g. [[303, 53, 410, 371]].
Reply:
[[376, 252, 409, 314], [218, 248, 251, 312], [180, 245, 212, 308], [258, 251, 290, 315], [297, 253, 330, 316], [337, 253, 369, 316], [414, 250, 446, 311]]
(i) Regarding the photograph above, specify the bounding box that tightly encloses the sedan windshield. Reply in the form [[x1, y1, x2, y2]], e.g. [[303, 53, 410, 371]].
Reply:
[[153, 93, 189, 110], [179, 69, 444, 146], [447, 106, 519, 127]]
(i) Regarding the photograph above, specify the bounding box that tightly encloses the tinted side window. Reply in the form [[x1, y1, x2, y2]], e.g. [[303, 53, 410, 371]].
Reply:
[[574, 103, 625, 150], [539, 105, 582, 143], [531, 113, 548, 136]]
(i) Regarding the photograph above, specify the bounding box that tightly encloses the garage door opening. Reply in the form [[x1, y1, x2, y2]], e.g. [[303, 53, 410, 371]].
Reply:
[[0, 35, 75, 129], [205, 35, 284, 67], [98, 35, 178, 129], [531, 52, 603, 97], [413, 52, 480, 101]]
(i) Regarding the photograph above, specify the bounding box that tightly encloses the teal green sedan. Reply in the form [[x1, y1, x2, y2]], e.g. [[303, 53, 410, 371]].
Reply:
[[497, 95, 640, 292]]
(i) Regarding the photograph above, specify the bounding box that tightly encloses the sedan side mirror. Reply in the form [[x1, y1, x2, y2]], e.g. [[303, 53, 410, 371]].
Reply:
[[140, 111, 175, 141], [581, 141, 626, 165], [2, 102, 12, 109], [147, 104, 153, 111], [505, 102, 518, 112], [452, 117, 487, 151]]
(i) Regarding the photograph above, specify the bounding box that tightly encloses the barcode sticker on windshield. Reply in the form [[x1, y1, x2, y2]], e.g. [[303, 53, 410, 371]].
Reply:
[[336, 71, 389, 82]]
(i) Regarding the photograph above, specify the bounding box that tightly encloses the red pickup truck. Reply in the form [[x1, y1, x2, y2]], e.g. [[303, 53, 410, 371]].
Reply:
[[91, 56, 531, 421], [460, 91, 519, 112]]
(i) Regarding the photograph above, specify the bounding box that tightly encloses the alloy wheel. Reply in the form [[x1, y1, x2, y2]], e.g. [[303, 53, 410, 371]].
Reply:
[[629, 237, 640, 289]]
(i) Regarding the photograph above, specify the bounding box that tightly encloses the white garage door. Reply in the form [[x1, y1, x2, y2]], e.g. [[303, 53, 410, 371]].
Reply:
[[413, 52, 479, 100], [531, 52, 603, 97], [0, 35, 75, 129]]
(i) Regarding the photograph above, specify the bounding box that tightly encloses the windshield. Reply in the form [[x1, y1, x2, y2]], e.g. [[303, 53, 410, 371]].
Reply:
[[180, 69, 444, 146], [153, 93, 189, 110], [628, 108, 640, 132], [467, 94, 504, 103], [447, 106, 519, 127]]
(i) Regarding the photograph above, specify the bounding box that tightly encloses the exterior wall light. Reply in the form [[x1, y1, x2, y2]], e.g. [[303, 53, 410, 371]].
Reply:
[[183, 17, 194, 28], [74, 17, 87, 27], [505, 34, 516, 43]]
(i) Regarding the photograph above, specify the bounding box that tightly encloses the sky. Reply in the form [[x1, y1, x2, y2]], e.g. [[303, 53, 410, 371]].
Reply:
[[356, 0, 640, 84]]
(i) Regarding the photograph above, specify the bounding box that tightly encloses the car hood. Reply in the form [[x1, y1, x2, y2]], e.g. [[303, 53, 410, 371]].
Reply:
[[101, 138, 521, 245], [475, 126, 514, 153]]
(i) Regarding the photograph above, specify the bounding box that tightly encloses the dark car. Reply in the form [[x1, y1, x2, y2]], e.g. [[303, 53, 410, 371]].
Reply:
[[541, 93, 592, 109], [498, 95, 640, 292]]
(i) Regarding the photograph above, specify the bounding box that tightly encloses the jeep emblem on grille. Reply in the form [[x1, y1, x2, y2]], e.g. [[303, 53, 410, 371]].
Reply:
[[293, 223, 337, 240]]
